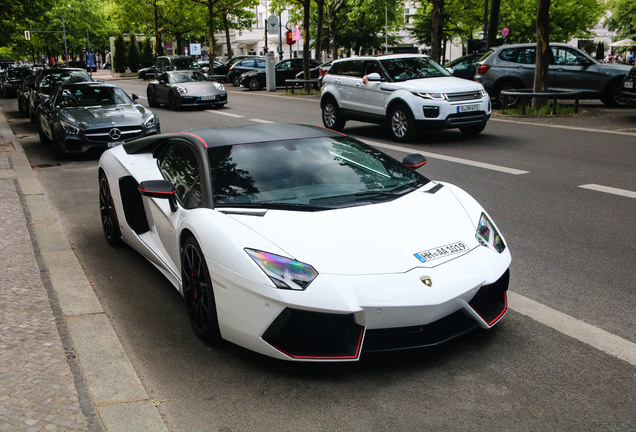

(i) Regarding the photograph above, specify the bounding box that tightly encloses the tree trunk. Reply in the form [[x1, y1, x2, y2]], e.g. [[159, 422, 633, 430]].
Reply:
[[487, 0, 501, 49], [303, 0, 311, 89], [223, 13, 232, 62], [315, 0, 324, 61], [430, 0, 443, 62], [207, 0, 216, 62], [533, 0, 551, 109]]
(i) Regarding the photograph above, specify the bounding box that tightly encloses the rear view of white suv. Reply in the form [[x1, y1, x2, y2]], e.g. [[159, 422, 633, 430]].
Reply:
[[320, 54, 491, 142]]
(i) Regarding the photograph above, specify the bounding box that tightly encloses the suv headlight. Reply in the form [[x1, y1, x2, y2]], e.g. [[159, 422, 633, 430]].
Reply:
[[476, 212, 506, 253], [60, 120, 79, 135], [245, 249, 318, 291], [414, 92, 446, 101], [480, 89, 488, 98]]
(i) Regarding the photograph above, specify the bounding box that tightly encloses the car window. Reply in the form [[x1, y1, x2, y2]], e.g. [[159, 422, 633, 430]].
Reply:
[[159, 143, 202, 209], [208, 136, 429, 209], [379, 57, 450, 81], [277, 61, 292, 70], [329, 60, 363, 77], [499, 48, 535, 64], [256, 59, 266, 67], [551, 47, 589, 66], [170, 71, 209, 83], [57, 86, 131, 107]]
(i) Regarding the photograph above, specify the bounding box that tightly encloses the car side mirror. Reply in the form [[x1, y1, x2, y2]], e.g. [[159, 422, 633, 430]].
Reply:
[[402, 154, 427, 168], [131, 93, 139, 101], [138, 180, 178, 212], [366, 72, 382, 82], [159, 80, 166, 85]]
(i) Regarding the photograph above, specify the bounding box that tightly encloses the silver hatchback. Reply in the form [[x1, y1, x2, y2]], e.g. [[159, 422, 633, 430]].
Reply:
[[475, 43, 632, 107]]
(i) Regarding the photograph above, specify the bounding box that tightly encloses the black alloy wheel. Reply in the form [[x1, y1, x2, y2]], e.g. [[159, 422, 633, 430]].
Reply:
[[99, 171, 123, 247], [247, 77, 263, 90], [168, 93, 178, 110], [181, 236, 222, 344], [147, 89, 158, 107]]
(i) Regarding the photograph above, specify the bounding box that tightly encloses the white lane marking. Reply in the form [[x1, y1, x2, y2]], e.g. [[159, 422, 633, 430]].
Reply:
[[508, 291, 636, 367], [492, 117, 636, 137], [365, 140, 530, 175], [578, 184, 636, 199], [205, 110, 244, 118], [250, 119, 274, 124]]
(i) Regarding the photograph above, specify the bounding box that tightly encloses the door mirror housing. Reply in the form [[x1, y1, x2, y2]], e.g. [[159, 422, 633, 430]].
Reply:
[[138, 180, 178, 212]]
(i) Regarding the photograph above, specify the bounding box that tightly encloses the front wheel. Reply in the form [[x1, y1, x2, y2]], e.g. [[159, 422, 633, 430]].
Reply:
[[388, 105, 415, 142], [99, 171, 123, 247], [321, 98, 346, 131], [147, 89, 158, 107], [168, 93, 178, 110], [247, 77, 263, 90], [182, 236, 222, 344], [602, 81, 627, 108], [459, 121, 487, 136]]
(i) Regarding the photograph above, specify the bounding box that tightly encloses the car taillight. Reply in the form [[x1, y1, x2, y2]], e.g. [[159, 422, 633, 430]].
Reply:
[[320, 69, 327, 77], [477, 64, 490, 75]]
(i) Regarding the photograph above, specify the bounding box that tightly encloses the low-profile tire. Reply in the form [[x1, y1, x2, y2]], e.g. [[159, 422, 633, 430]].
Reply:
[[231, 75, 241, 87], [98, 171, 123, 247], [181, 236, 222, 344], [247, 77, 263, 90], [321, 98, 346, 131], [168, 92, 178, 110], [459, 121, 487, 136], [147, 89, 158, 107], [602, 81, 628, 108], [388, 104, 415, 142], [36, 113, 51, 145]]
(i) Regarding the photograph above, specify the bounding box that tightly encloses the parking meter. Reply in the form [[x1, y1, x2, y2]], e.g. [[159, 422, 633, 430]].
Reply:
[[265, 51, 276, 91]]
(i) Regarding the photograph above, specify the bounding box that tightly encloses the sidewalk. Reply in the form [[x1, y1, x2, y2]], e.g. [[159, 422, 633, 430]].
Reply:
[[0, 108, 168, 431]]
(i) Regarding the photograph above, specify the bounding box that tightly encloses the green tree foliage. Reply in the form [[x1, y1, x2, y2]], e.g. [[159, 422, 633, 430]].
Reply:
[[113, 33, 127, 72], [606, 0, 636, 39], [127, 33, 141, 72], [141, 37, 155, 67]]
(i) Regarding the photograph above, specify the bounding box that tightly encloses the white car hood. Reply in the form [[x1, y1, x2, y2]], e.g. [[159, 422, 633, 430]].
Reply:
[[383, 77, 483, 93], [228, 185, 480, 275]]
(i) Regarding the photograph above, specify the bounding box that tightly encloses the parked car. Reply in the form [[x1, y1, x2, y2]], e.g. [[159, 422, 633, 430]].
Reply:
[[155, 55, 201, 75], [36, 82, 160, 157], [620, 65, 636, 108], [475, 43, 632, 107], [239, 58, 322, 90], [320, 54, 491, 142], [27, 68, 93, 122], [294, 60, 333, 80], [197, 61, 224, 74], [0, 66, 34, 97], [227, 57, 267, 86], [444, 52, 485, 80], [17, 74, 36, 116], [97, 123, 511, 361], [0, 60, 17, 73], [146, 70, 227, 110], [138, 66, 156, 80]]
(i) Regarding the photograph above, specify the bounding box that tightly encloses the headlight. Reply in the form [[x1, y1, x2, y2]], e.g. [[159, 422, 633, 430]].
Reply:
[[214, 83, 225, 91], [480, 89, 488, 97], [176, 86, 187, 94], [476, 212, 506, 253], [245, 249, 318, 291], [60, 120, 79, 135], [414, 92, 446, 101], [144, 114, 158, 128]]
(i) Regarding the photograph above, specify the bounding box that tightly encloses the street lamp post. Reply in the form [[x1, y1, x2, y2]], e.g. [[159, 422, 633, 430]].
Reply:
[[62, 14, 68, 63]]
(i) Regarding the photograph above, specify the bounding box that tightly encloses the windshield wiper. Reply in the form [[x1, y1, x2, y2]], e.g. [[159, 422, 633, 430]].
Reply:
[[309, 185, 415, 204]]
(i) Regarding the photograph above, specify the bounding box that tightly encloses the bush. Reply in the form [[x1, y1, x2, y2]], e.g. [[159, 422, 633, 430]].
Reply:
[[113, 34, 127, 73], [127, 33, 140, 72], [141, 37, 154, 67]]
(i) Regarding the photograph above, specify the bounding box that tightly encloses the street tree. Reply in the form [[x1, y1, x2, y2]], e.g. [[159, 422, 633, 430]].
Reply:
[[533, 0, 551, 108], [606, 0, 636, 40]]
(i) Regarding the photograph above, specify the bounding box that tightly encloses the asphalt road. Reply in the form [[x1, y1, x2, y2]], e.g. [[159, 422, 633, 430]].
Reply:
[[3, 81, 635, 431]]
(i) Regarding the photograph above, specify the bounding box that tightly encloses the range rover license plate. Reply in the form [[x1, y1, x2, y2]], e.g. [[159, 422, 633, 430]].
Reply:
[[458, 104, 480, 113]]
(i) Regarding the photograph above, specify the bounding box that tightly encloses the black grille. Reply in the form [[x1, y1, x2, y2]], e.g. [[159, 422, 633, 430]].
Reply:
[[446, 90, 483, 101], [468, 269, 509, 325], [84, 126, 143, 143]]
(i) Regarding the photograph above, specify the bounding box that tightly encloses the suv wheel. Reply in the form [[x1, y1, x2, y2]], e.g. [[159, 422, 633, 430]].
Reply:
[[321, 98, 345, 131], [495, 82, 522, 108], [247, 77, 263, 90], [388, 105, 415, 142], [602, 81, 627, 108]]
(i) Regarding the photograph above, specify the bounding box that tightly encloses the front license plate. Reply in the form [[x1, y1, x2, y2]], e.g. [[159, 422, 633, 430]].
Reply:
[[458, 104, 480, 113], [107, 141, 124, 148], [624, 81, 634, 89], [201, 95, 216, 101], [414, 241, 469, 263]]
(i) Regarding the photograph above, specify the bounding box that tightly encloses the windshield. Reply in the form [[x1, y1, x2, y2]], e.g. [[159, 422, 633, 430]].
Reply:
[[41, 71, 92, 89], [380, 57, 451, 82], [170, 71, 209, 83], [209, 136, 429, 210], [171, 58, 200, 70], [8, 69, 32, 78], [57, 86, 131, 107]]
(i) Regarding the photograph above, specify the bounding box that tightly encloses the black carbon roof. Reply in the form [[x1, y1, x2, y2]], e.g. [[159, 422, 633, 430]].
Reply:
[[124, 123, 343, 154]]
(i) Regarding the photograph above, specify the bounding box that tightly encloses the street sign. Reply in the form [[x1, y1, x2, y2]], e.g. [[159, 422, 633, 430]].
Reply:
[[502, 27, 509, 37], [24, 31, 30, 40], [267, 14, 278, 35], [190, 43, 201, 56]]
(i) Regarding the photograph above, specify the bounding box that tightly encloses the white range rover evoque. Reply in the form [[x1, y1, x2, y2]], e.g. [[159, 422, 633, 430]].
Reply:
[[320, 54, 492, 142]]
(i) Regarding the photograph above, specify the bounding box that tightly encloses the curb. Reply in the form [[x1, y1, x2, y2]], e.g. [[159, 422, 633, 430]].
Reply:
[[1, 108, 168, 432]]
